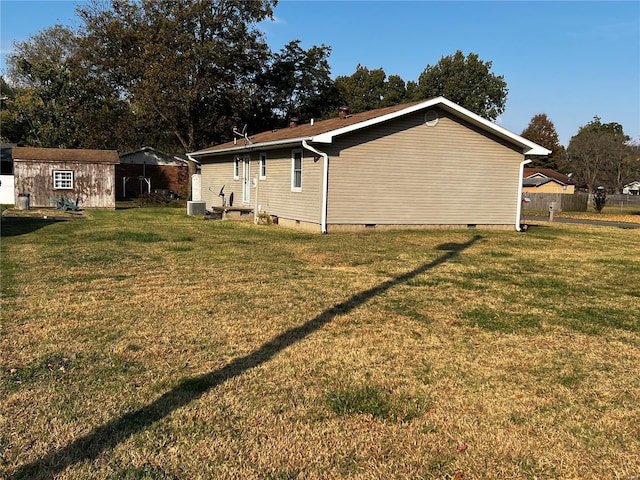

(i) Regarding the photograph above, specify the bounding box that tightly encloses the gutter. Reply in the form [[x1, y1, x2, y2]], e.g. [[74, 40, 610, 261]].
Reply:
[[189, 137, 313, 158], [516, 159, 532, 232], [301, 140, 329, 234]]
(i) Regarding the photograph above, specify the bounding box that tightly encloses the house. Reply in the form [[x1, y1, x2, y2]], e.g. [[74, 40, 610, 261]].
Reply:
[[0, 144, 15, 205], [623, 181, 640, 195], [117, 147, 197, 199], [189, 97, 550, 233], [522, 168, 575, 194], [12, 146, 119, 209]]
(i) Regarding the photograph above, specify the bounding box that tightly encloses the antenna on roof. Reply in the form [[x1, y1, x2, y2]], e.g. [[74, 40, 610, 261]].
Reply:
[[232, 124, 252, 145]]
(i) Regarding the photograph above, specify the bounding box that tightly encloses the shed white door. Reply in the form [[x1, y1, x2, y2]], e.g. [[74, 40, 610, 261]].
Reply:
[[242, 155, 251, 204]]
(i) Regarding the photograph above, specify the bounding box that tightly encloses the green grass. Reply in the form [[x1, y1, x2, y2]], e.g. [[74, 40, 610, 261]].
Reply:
[[1, 209, 639, 479]]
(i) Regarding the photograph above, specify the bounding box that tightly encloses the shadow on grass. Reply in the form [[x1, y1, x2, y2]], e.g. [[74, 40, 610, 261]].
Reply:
[[0, 217, 68, 237], [8, 235, 483, 480]]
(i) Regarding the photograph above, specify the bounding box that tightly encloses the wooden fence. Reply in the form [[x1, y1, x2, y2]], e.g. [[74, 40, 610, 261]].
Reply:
[[522, 193, 640, 211], [605, 194, 640, 206], [522, 193, 588, 212]]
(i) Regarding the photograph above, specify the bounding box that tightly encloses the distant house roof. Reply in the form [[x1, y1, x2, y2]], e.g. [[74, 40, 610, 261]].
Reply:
[[524, 168, 573, 184], [119, 146, 196, 166], [13, 147, 119, 164], [190, 97, 551, 158], [523, 177, 567, 188]]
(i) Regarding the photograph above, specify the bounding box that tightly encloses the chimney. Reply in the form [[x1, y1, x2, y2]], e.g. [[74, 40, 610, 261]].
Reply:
[[338, 106, 349, 119], [289, 116, 299, 128]]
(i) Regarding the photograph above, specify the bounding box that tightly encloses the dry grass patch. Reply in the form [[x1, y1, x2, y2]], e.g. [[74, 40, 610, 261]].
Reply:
[[1, 209, 639, 479]]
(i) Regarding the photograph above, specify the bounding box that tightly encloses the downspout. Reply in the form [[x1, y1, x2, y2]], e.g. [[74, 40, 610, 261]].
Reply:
[[515, 158, 532, 232], [301, 140, 329, 234]]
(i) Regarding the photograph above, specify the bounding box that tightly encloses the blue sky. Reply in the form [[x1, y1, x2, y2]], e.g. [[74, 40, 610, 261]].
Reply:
[[2, 0, 639, 147]]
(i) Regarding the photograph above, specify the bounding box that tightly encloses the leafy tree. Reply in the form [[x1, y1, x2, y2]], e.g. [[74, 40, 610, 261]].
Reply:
[[255, 40, 339, 130], [6, 25, 79, 147], [414, 50, 507, 121], [6, 25, 135, 149], [0, 76, 28, 144], [335, 65, 387, 113], [334, 65, 411, 114], [381, 74, 408, 107], [566, 116, 631, 193], [521, 113, 565, 169], [77, 0, 276, 152]]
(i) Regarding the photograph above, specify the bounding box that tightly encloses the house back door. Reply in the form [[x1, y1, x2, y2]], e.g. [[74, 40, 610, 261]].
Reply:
[[242, 155, 251, 204]]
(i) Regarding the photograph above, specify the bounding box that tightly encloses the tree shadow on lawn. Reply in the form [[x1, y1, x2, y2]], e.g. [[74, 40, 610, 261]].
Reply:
[[8, 235, 483, 480]]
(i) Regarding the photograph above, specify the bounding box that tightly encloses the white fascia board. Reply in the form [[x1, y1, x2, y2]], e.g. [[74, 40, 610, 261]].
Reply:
[[312, 96, 551, 156], [435, 98, 551, 156], [189, 137, 312, 158]]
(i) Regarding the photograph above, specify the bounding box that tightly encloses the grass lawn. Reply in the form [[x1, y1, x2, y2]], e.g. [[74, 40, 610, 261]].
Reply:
[[1, 208, 639, 479]]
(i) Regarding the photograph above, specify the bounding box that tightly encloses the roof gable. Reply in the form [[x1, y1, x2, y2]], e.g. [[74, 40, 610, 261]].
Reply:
[[524, 168, 573, 184], [190, 97, 551, 158], [119, 146, 190, 166]]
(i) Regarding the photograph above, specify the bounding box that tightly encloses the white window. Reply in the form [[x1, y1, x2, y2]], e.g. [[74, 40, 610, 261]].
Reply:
[[259, 152, 267, 180], [291, 149, 302, 192], [234, 156, 240, 179], [53, 170, 73, 189]]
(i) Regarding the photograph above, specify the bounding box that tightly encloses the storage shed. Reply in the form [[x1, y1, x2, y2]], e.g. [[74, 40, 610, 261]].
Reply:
[[12, 147, 119, 209]]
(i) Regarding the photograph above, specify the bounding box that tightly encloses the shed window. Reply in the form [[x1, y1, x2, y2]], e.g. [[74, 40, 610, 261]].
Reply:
[[291, 149, 302, 192], [234, 156, 240, 179], [259, 152, 267, 179], [53, 170, 73, 189]]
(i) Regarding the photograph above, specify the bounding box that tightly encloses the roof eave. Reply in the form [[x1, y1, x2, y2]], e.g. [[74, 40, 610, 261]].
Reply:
[[189, 137, 313, 157]]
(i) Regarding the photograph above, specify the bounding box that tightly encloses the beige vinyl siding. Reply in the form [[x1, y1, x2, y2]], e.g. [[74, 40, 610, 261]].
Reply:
[[326, 110, 523, 226], [200, 147, 323, 224], [523, 183, 575, 194], [200, 157, 241, 208]]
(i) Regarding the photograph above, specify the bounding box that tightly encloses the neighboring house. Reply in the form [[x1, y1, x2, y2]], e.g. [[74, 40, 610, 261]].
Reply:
[[117, 147, 197, 199], [12, 146, 119, 209], [522, 168, 575, 194], [0, 144, 15, 205], [623, 181, 640, 195], [189, 97, 550, 233]]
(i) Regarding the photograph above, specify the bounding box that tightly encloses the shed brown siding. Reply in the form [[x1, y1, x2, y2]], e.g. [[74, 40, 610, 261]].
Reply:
[[325, 109, 523, 227], [14, 159, 116, 209], [200, 147, 323, 225]]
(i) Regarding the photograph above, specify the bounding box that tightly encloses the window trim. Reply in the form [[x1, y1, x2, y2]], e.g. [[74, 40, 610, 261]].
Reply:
[[259, 152, 267, 180], [291, 149, 302, 192], [53, 170, 73, 190], [233, 156, 240, 180]]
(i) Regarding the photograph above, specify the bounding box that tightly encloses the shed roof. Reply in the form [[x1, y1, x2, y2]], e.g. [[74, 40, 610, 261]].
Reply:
[[189, 97, 551, 158], [12, 147, 120, 164]]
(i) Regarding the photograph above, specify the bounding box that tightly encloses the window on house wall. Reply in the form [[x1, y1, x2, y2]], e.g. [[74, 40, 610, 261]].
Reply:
[[291, 150, 302, 192], [259, 152, 267, 179], [234, 156, 240, 179], [53, 170, 73, 189]]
